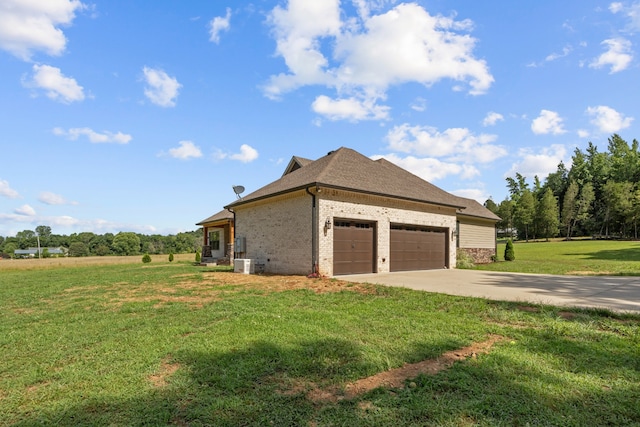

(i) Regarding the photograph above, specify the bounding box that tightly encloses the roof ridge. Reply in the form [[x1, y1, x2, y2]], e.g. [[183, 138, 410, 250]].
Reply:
[[314, 147, 346, 183]]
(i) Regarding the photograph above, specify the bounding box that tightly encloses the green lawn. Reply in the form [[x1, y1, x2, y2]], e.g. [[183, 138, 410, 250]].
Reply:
[[476, 239, 640, 275], [1, 258, 639, 426]]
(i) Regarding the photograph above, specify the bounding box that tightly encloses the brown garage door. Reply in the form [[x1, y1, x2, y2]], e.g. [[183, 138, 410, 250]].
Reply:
[[390, 225, 447, 271], [333, 220, 375, 275]]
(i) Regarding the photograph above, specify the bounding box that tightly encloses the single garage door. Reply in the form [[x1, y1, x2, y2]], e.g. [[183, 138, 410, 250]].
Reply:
[[390, 225, 447, 271], [333, 220, 375, 275]]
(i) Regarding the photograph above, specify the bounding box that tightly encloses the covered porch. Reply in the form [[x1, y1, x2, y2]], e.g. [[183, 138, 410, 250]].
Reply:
[[196, 209, 234, 265]]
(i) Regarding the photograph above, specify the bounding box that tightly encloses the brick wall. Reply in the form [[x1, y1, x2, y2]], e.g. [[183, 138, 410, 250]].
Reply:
[[235, 190, 313, 275], [317, 189, 457, 276]]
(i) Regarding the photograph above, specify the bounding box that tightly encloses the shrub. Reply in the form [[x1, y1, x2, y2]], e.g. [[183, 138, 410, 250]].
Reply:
[[195, 251, 201, 263], [504, 239, 515, 261], [456, 250, 475, 269], [169, 253, 174, 262], [142, 253, 152, 263]]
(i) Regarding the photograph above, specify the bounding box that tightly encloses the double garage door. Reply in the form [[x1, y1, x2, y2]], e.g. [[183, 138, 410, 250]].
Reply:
[[333, 220, 447, 275]]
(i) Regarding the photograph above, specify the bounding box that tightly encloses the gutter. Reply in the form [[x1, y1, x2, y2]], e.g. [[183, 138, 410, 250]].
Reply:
[[305, 186, 318, 275], [227, 182, 466, 211]]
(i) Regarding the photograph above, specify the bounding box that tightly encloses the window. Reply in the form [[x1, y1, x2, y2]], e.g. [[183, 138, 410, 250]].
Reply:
[[209, 231, 220, 251]]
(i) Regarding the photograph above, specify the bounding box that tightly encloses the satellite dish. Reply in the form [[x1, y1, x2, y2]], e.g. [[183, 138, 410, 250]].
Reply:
[[232, 185, 245, 199]]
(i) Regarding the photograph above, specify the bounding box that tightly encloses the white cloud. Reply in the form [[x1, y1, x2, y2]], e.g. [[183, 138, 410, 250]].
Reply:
[[410, 97, 427, 112], [0, 180, 20, 199], [53, 127, 132, 144], [168, 141, 203, 160], [385, 124, 507, 163], [506, 144, 568, 180], [209, 8, 231, 43], [15, 204, 36, 216], [531, 110, 566, 135], [38, 191, 77, 205], [586, 105, 634, 133], [24, 64, 85, 103], [610, 1, 640, 32], [451, 188, 489, 204], [264, 1, 493, 121], [589, 38, 633, 73], [0, 0, 85, 60], [142, 67, 181, 107], [577, 129, 590, 138], [230, 144, 259, 163], [545, 45, 572, 62], [372, 153, 479, 182], [610, 2, 624, 13], [311, 95, 390, 121], [482, 111, 504, 127]]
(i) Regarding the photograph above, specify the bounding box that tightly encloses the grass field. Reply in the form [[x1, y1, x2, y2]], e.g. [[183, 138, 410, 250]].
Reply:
[[476, 239, 640, 275], [1, 253, 639, 426]]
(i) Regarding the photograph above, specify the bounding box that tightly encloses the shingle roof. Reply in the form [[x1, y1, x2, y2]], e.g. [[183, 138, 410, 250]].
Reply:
[[196, 209, 233, 226], [226, 147, 465, 210], [282, 156, 313, 176], [454, 196, 501, 221]]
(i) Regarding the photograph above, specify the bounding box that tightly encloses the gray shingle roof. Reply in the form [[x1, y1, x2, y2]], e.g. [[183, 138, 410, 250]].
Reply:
[[226, 147, 466, 210], [196, 209, 233, 226], [454, 196, 501, 221]]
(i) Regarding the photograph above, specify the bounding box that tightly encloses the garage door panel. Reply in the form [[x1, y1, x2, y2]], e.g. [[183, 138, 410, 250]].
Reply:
[[390, 227, 447, 272], [333, 221, 375, 275]]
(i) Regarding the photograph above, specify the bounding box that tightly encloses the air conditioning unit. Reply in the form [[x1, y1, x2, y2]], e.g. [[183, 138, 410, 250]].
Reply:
[[234, 258, 254, 274]]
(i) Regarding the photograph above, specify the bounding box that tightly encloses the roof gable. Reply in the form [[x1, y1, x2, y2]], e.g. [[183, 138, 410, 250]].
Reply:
[[282, 156, 313, 176], [226, 147, 464, 209]]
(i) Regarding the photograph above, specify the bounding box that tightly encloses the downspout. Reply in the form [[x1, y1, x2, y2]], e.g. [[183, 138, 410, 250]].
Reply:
[[305, 186, 318, 275], [226, 207, 236, 260]]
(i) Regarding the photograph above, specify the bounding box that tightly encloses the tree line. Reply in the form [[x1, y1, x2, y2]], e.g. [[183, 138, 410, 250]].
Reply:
[[486, 134, 640, 241], [0, 226, 203, 258]]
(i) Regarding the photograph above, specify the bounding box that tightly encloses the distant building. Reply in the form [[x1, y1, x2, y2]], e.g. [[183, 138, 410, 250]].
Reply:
[[14, 247, 68, 258]]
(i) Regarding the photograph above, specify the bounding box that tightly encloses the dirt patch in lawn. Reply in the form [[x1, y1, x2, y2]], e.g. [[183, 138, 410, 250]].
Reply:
[[275, 334, 505, 403], [148, 357, 181, 388], [87, 272, 378, 309]]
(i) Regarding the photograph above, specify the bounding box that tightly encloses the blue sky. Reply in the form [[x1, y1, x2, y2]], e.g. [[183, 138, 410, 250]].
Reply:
[[1, 1, 639, 237]]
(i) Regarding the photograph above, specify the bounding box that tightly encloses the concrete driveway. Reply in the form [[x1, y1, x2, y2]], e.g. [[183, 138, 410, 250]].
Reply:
[[338, 269, 640, 313]]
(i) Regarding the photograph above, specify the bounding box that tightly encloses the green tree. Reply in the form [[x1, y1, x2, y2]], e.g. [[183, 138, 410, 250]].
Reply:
[[562, 180, 579, 239], [506, 173, 529, 202], [16, 230, 36, 249], [35, 225, 52, 246], [484, 198, 498, 214], [514, 189, 535, 242], [497, 199, 515, 238], [142, 253, 152, 263], [575, 182, 595, 236], [504, 239, 515, 261], [169, 252, 174, 262], [68, 241, 90, 257], [3, 242, 17, 258], [537, 188, 560, 241], [112, 232, 141, 256]]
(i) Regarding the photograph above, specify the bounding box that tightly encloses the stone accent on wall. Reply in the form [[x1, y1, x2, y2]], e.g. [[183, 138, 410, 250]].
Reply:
[[459, 247, 496, 264]]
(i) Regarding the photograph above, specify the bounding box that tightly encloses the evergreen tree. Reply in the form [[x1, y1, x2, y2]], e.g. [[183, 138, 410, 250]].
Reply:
[[562, 180, 579, 239], [504, 239, 515, 261], [537, 188, 560, 241], [514, 189, 535, 242]]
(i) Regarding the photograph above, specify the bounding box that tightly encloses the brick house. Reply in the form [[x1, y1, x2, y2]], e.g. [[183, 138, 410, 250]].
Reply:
[[215, 147, 499, 276]]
